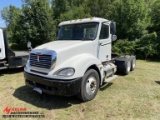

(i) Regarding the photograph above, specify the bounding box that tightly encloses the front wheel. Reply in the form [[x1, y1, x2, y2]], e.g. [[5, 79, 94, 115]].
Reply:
[[77, 69, 99, 102]]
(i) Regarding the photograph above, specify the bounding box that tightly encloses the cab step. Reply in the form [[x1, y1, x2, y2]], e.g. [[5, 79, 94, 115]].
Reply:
[[104, 75, 118, 83]]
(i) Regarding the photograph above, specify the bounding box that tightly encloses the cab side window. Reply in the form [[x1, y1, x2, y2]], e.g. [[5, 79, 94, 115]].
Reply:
[[99, 23, 109, 39]]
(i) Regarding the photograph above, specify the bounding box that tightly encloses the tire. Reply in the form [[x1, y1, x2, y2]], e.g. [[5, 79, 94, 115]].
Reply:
[[77, 69, 99, 102], [123, 58, 131, 75], [130, 56, 136, 71]]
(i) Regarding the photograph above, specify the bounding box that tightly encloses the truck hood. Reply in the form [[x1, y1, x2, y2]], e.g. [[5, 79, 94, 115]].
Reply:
[[27, 40, 100, 79], [33, 40, 94, 69], [35, 40, 93, 53]]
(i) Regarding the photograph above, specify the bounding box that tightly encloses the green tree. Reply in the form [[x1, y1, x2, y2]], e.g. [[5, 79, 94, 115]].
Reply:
[[1, 0, 55, 49], [150, 0, 160, 36], [1, 5, 24, 49], [67, 0, 85, 8], [86, 0, 113, 18], [112, 39, 136, 55], [22, 0, 55, 48], [110, 0, 150, 40], [136, 32, 158, 59], [59, 5, 90, 22], [52, 0, 68, 19]]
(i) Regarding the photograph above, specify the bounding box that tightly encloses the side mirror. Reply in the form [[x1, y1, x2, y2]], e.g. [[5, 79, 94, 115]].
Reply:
[[27, 41, 32, 50], [112, 35, 117, 41], [110, 22, 116, 35]]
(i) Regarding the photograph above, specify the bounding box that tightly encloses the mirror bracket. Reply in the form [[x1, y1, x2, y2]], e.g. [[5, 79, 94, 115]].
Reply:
[[27, 41, 32, 50], [112, 35, 117, 42]]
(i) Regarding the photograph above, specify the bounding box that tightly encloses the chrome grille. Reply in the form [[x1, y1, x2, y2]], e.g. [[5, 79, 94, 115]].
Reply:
[[30, 53, 52, 69]]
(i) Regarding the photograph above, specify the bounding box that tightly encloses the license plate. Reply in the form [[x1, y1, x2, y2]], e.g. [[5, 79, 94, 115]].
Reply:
[[33, 87, 42, 94]]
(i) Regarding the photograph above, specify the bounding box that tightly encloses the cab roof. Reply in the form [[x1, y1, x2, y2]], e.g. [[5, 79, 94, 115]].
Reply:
[[59, 17, 110, 26]]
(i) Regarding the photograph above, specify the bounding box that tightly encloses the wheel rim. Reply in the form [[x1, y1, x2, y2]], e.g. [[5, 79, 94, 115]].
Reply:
[[127, 61, 131, 72], [86, 76, 97, 96]]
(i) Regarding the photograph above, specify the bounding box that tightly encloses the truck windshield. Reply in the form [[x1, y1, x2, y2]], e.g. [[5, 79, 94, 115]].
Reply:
[[57, 22, 99, 40]]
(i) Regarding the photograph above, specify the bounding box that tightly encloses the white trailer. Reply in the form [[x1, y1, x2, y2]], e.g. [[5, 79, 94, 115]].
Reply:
[[0, 29, 29, 70], [24, 17, 136, 101]]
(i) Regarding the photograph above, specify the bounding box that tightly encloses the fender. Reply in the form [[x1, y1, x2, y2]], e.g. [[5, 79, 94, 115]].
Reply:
[[48, 53, 103, 80]]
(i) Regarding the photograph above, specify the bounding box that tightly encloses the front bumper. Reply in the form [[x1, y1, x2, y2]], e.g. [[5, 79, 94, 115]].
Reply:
[[24, 72, 82, 96]]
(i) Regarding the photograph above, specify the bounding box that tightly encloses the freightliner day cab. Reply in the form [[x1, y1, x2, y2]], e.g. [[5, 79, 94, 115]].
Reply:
[[24, 17, 136, 101]]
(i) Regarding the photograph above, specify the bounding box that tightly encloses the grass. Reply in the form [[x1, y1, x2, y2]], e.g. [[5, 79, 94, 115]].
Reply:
[[0, 60, 160, 120]]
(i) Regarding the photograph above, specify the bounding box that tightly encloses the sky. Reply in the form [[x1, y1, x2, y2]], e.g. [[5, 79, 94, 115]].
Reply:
[[0, 0, 22, 27]]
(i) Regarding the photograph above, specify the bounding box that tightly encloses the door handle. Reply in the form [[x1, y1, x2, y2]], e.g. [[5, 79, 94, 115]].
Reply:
[[0, 48, 1, 53], [99, 41, 111, 46]]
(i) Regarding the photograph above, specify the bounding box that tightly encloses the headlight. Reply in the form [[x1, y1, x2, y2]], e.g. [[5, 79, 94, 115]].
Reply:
[[55, 68, 75, 77], [24, 60, 30, 69]]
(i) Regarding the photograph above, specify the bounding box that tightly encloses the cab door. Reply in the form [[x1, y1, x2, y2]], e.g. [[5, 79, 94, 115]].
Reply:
[[98, 22, 111, 62], [0, 29, 6, 59]]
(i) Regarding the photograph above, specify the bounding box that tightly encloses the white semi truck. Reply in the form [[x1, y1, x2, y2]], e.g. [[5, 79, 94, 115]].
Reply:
[[24, 17, 136, 101], [0, 29, 29, 70]]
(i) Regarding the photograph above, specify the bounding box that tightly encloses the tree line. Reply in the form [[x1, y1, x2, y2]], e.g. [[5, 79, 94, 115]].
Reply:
[[1, 0, 160, 59]]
